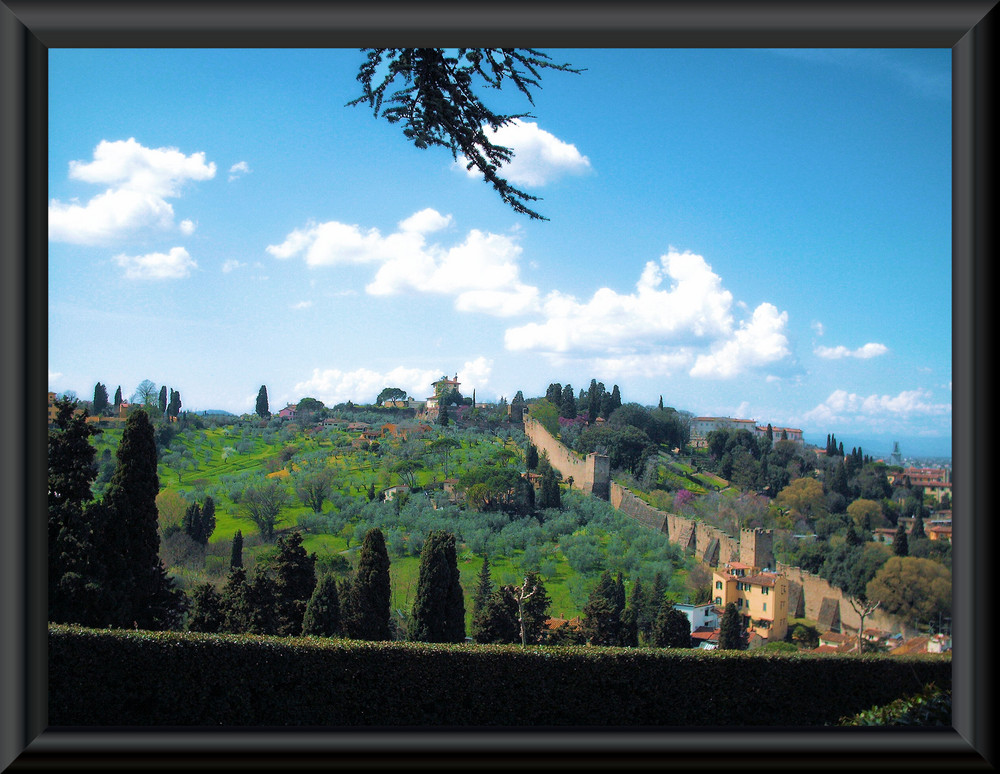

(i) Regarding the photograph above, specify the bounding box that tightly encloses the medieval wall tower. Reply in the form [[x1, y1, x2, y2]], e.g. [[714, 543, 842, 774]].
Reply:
[[739, 528, 775, 570]]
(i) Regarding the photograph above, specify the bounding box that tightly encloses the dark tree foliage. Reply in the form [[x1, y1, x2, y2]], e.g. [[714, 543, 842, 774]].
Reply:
[[718, 602, 746, 650], [343, 528, 393, 641], [469, 556, 494, 642], [48, 398, 107, 625], [620, 577, 643, 647], [268, 531, 317, 636], [560, 383, 577, 419], [575, 424, 653, 475], [911, 513, 926, 540], [182, 496, 216, 546], [581, 570, 624, 646], [256, 385, 270, 418], [92, 382, 109, 415], [113, 385, 123, 410], [536, 467, 561, 510], [545, 383, 563, 404], [473, 588, 521, 644], [349, 49, 580, 221], [893, 522, 909, 557], [187, 583, 224, 633], [525, 443, 539, 471], [158, 385, 168, 416], [651, 599, 693, 648], [168, 389, 182, 419], [302, 573, 342, 637], [98, 409, 185, 630], [230, 529, 243, 569], [408, 531, 466, 643], [517, 571, 552, 645]]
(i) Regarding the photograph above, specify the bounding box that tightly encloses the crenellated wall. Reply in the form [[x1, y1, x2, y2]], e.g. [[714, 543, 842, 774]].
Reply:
[[523, 413, 918, 637]]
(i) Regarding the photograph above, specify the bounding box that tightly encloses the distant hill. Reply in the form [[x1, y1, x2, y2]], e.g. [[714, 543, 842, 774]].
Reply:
[[195, 409, 235, 416]]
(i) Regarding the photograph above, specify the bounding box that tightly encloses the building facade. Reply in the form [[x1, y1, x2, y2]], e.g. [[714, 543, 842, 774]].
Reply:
[[712, 561, 790, 643]]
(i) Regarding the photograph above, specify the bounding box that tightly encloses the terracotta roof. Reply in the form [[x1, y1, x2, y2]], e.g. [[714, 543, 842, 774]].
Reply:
[[889, 636, 930, 655], [742, 572, 781, 587]]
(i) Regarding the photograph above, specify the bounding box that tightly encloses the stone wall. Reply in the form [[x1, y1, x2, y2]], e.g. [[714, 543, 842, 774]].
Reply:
[[523, 415, 610, 498], [522, 414, 917, 637]]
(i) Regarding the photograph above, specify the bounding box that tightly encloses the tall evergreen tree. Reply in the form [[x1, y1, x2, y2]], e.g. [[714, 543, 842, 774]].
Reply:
[[545, 382, 563, 404], [187, 583, 224, 633], [651, 599, 693, 648], [620, 577, 643, 647], [48, 397, 107, 625], [114, 385, 123, 412], [474, 586, 521, 644], [268, 531, 317, 636], [892, 521, 909, 557], [343, 528, 392, 640], [408, 531, 466, 643], [92, 382, 110, 415], [256, 385, 270, 418], [230, 529, 244, 569], [525, 443, 539, 471], [588, 380, 602, 424], [581, 570, 624, 646], [470, 555, 494, 641], [158, 385, 168, 416], [302, 573, 342, 637], [560, 383, 577, 419], [911, 512, 926, 541], [609, 385, 622, 413], [168, 389, 182, 418], [718, 602, 746, 650], [98, 409, 185, 630], [537, 468, 561, 509]]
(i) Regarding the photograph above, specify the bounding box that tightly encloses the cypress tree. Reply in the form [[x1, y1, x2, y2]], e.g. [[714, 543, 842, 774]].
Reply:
[[892, 521, 909, 557], [651, 599, 693, 648], [48, 397, 107, 625], [269, 531, 317, 636], [560, 383, 576, 419], [470, 555, 494, 642], [114, 385, 123, 412], [474, 587, 521, 644], [98, 409, 184, 629], [408, 531, 466, 643], [256, 385, 270, 418], [620, 578, 642, 647], [158, 385, 168, 416], [93, 382, 109, 415], [200, 496, 216, 544], [230, 529, 243, 569], [302, 573, 342, 637], [911, 512, 926, 540], [343, 528, 392, 640], [187, 583, 224, 633], [718, 602, 746, 650], [581, 571, 623, 646]]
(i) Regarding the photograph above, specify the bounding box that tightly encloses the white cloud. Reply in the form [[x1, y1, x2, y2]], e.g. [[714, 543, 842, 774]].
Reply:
[[814, 342, 889, 359], [458, 120, 591, 187], [112, 246, 196, 280], [399, 208, 452, 234], [228, 161, 251, 181], [48, 370, 63, 382], [179, 219, 196, 235], [291, 300, 313, 310], [803, 388, 952, 429], [221, 259, 244, 273], [505, 250, 736, 354], [457, 357, 494, 396], [267, 211, 539, 316], [689, 303, 791, 378], [49, 138, 215, 245], [811, 321, 825, 336]]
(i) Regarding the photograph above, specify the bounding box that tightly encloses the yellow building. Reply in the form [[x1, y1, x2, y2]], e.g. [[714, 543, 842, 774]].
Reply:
[[712, 562, 789, 643]]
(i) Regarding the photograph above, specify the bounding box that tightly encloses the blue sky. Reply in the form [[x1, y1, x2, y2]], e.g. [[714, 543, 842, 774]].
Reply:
[[48, 48, 952, 456]]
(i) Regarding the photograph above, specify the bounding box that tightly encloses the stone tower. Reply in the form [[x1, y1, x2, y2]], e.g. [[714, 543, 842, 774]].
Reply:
[[739, 528, 775, 570]]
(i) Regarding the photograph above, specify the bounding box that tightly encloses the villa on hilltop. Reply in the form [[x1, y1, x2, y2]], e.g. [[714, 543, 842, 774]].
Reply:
[[689, 416, 804, 449]]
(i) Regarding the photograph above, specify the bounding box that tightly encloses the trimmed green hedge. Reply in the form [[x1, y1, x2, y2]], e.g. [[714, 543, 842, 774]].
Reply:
[[49, 625, 950, 727]]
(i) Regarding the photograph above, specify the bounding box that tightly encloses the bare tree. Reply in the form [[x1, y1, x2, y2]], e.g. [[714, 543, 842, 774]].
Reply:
[[848, 597, 880, 653]]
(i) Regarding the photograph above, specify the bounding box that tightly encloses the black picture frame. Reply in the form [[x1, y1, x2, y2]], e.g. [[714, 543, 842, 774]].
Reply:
[[2, 1, 994, 769]]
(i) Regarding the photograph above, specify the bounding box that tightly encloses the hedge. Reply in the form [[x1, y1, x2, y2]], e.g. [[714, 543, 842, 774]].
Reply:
[[48, 625, 950, 727]]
